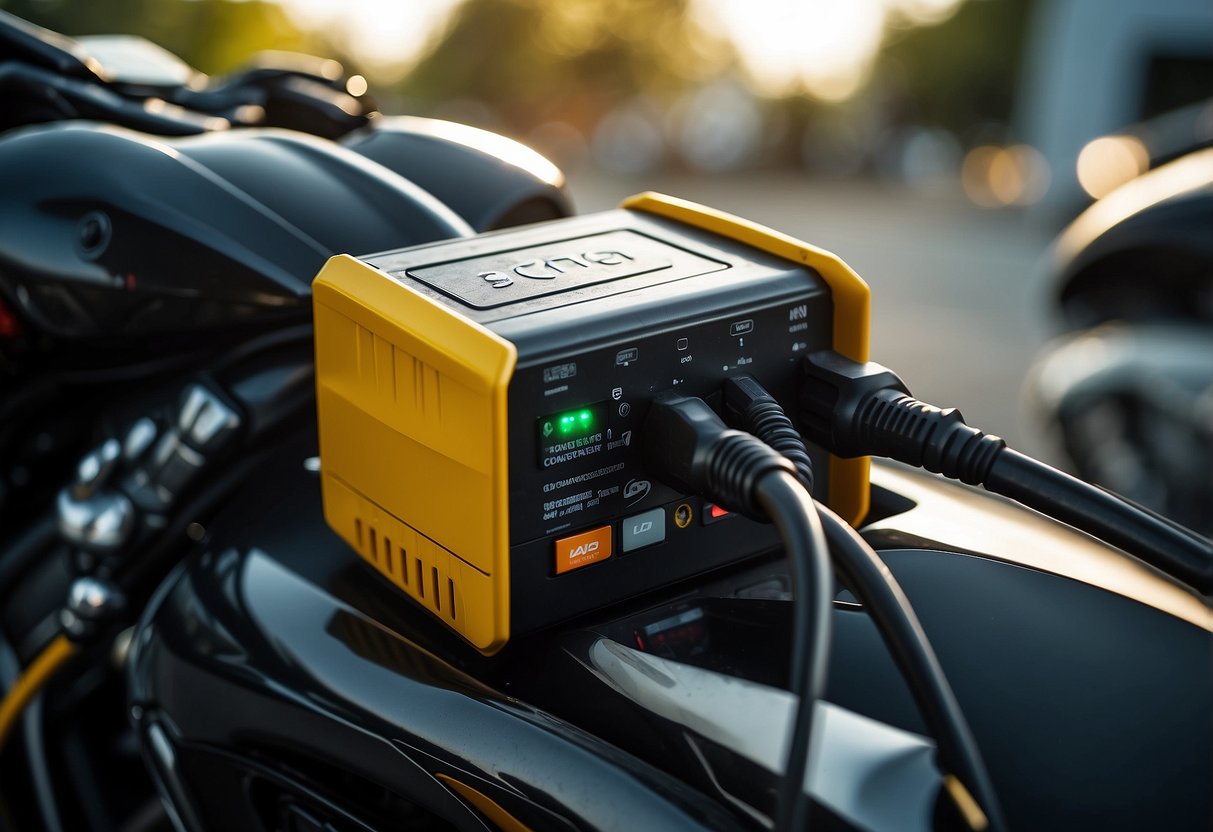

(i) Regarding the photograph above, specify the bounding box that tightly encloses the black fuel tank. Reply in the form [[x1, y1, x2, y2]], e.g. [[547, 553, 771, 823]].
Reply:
[[0, 123, 476, 339]]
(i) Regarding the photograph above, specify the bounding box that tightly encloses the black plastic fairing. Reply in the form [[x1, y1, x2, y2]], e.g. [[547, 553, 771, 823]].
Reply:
[[344, 116, 572, 232], [0, 123, 473, 339], [128, 428, 1213, 831], [0, 10, 102, 80], [127, 431, 749, 832]]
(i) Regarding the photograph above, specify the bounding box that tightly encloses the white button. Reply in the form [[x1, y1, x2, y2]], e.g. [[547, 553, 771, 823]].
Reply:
[[622, 507, 665, 553]]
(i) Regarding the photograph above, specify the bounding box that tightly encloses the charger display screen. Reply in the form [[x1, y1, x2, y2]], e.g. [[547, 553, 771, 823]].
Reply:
[[537, 401, 609, 467], [549, 407, 597, 438]]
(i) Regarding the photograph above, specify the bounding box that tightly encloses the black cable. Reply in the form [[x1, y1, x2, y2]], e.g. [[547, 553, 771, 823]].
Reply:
[[722, 376, 828, 826], [984, 449, 1212, 590], [729, 372, 1003, 831], [726, 375, 814, 492], [642, 393, 831, 832], [754, 470, 831, 832], [815, 502, 1003, 832], [24, 691, 66, 832], [800, 350, 1213, 594]]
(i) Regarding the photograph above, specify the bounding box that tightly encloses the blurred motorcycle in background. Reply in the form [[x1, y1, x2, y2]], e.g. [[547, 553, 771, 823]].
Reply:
[[1030, 103, 1213, 534]]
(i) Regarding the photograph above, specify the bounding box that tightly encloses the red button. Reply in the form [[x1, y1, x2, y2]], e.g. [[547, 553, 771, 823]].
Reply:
[[703, 503, 733, 525]]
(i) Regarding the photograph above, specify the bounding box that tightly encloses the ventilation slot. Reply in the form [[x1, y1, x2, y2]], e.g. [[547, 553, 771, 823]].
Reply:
[[350, 512, 461, 631]]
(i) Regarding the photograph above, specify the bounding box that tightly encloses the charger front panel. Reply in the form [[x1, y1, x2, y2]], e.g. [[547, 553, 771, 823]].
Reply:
[[505, 291, 833, 633]]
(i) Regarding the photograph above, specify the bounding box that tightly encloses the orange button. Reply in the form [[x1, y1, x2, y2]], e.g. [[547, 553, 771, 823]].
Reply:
[[554, 525, 613, 574]]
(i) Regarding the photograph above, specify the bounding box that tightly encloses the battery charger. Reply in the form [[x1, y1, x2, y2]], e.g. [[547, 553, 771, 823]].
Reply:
[[313, 193, 870, 653]]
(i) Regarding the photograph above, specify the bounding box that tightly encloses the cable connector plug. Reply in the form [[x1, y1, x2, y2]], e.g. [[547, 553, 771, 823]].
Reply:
[[799, 350, 1006, 485], [799, 349, 1212, 593], [643, 392, 795, 521], [724, 375, 815, 492]]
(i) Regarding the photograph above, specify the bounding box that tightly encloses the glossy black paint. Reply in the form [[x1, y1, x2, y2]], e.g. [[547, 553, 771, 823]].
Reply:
[[0, 11, 373, 137], [344, 117, 572, 231], [1054, 168, 1213, 328], [0, 10, 101, 81], [130, 427, 1212, 831], [0, 123, 471, 340], [1036, 150, 1213, 535], [129, 432, 751, 832], [0, 120, 572, 343]]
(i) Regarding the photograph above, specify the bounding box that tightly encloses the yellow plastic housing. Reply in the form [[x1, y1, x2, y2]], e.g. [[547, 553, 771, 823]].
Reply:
[[313, 254, 516, 653], [622, 193, 872, 525]]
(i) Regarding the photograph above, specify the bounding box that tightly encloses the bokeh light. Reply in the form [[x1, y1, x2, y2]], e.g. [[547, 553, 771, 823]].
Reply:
[[894, 0, 965, 26], [1076, 135, 1149, 199], [962, 144, 1050, 207], [591, 102, 665, 175], [692, 0, 966, 101], [671, 82, 764, 171], [273, 0, 971, 104], [691, 0, 885, 101], [277, 0, 462, 82]]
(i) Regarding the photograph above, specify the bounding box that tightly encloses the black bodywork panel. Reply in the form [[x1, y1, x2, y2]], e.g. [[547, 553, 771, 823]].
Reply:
[[129, 428, 1212, 831]]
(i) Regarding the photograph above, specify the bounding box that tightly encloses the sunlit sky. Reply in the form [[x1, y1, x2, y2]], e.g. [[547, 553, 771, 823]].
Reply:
[[277, 0, 966, 98], [278, 0, 463, 83], [694, 0, 963, 100]]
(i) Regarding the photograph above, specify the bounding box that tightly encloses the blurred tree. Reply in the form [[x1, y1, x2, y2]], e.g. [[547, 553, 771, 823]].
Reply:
[[1, 0, 1036, 174], [0, 0, 317, 75], [875, 0, 1035, 140], [401, 0, 738, 132]]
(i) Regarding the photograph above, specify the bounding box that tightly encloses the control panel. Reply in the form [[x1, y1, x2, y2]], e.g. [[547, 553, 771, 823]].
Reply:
[[503, 296, 834, 632]]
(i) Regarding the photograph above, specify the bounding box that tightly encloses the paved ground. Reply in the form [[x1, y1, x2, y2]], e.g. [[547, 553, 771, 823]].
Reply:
[[568, 171, 1060, 459]]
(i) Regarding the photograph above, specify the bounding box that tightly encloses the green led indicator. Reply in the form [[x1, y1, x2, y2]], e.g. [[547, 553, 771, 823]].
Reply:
[[555, 408, 595, 435]]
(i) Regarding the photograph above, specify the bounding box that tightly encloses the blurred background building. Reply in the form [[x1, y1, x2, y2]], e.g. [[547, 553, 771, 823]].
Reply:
[[4, 0, 1212, 456]]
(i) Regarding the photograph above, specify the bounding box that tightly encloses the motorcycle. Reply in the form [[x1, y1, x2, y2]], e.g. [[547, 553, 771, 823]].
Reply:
[[0, 13, 1209, 832], [1029, 125, 1213, 535]]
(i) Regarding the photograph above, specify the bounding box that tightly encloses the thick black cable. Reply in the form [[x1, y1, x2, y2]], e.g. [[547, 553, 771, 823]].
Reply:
[[754, 470, 832, 832], [725, 376, 815, 492], [800, 350, 1213, 595], [985, 449, 1212, 592], [815, 502, 1004, 832], [642, 394, 832, 831], [734, 372, 1003, 830]]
